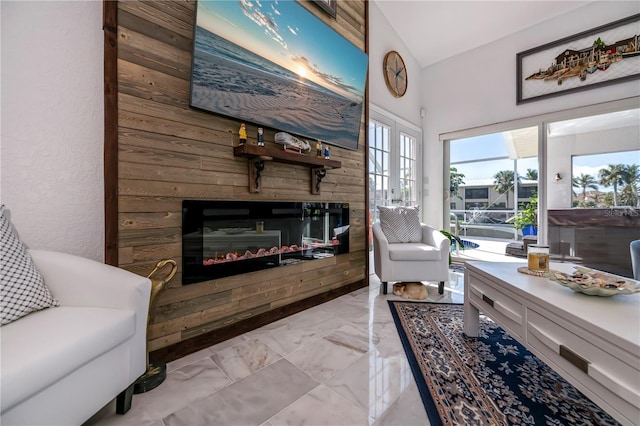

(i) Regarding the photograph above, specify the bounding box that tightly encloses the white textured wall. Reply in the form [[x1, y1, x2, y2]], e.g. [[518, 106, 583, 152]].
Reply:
[[368, 2, 422, 127], [421, 2, 640, 227], [1, 1, 104, 261]]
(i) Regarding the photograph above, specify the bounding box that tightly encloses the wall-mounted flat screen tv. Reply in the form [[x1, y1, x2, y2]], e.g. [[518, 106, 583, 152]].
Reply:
[[190, 0, 368, 151]]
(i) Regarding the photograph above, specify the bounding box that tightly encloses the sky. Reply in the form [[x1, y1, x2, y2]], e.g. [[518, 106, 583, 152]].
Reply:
[[572, 150, 640, 179], [450, 132, 639, 191], [195, 0, 368, 101], [450, 133, 538, 181]]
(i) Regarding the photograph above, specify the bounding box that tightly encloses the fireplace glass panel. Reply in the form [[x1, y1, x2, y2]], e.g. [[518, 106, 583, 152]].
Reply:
[[182, 201, 349, 284]]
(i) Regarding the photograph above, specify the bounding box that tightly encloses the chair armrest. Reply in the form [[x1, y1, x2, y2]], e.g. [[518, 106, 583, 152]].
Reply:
[[372, 222, 389, 253], [421, 224, 450, 252], [28, 249, 151, 311]]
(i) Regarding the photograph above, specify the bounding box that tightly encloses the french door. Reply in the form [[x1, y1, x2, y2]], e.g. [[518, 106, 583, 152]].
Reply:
[[369, 107, 422, 227]]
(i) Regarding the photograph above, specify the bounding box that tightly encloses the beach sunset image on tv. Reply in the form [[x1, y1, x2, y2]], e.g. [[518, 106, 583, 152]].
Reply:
[[190, 0, 368, 151]]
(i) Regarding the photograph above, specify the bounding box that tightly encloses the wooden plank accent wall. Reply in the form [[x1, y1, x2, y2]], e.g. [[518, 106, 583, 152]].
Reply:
[[109, 0, 368, 356]]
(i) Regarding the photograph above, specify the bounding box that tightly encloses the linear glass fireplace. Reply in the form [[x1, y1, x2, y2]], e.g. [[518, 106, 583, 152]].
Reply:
[[182, 200, 350, 284]]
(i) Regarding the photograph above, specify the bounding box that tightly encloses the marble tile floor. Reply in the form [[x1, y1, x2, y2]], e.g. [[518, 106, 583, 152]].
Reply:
[[86, 269, 466, 426]]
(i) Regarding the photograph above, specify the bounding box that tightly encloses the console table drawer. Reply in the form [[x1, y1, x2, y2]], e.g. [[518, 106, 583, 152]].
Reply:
[[527, 308, 640, 424], [468, 274, 523, 339]]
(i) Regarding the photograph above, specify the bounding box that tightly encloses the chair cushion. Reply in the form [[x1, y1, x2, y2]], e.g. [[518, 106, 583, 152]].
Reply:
[[378, 206, 422, 243], [1, 306, 136, 412], [0, 205, 58, 326], [388, 242, 442, 261]]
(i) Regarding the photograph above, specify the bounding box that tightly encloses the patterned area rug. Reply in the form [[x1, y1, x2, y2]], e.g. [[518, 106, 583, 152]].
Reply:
[[388, 301, 619, 426]]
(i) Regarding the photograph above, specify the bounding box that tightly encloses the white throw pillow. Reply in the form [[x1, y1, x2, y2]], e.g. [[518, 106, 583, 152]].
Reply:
[[378, 206, 422, 243], [0, 206, 59, 325]]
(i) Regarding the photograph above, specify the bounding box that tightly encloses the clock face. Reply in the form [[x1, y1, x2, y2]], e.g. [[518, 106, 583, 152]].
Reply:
[[383, 50, 407, 98]]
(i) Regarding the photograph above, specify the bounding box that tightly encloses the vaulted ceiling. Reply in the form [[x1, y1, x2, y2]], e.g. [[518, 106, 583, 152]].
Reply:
[[375, 1, 593, 68]]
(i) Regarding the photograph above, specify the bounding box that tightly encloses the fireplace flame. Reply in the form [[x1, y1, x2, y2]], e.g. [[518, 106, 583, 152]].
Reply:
[[202, 241, 339, 266]]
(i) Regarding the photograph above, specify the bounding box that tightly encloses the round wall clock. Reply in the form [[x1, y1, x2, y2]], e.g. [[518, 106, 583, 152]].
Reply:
[[383, 50, 408, 98]]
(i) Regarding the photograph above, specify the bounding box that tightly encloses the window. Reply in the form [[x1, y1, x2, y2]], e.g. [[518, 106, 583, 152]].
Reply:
[[465, 188, 488, 199], [447, 127, 538, 239], [399, 132, 418, 206], [547, 108, 639, 277], [369, 107, 422, 216], [571, 150, 640, 208], [518, 186, 537, 199], [369, 107, 422, 251], [369, 120, 390, 223]]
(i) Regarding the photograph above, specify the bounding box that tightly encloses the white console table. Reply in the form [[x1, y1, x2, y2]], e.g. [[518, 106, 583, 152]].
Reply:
[[464, 261, 640, 426]]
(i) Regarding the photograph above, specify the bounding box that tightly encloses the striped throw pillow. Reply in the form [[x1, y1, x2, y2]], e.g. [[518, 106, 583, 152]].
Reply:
[[378, 206, 422, 243]]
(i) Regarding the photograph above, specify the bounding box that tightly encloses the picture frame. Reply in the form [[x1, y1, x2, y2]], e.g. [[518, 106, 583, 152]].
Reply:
[[190, 0, 367, 151], [313, 0, 337, 18], [516, 14, 640, 104]]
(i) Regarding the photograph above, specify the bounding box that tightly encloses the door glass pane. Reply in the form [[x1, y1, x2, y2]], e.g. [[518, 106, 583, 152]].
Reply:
[[369, 120, 391, 223], [399, 132, 417, 206], [449, 128, 538, 242], [369, 115, 421, 252], [547, 108, 640, 277]]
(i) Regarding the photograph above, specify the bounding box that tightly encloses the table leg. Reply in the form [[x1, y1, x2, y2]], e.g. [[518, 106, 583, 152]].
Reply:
[[463, 271, 479, 337]]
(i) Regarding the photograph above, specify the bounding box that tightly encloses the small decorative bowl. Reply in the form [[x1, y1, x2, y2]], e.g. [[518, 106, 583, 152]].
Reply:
[[548, 267, 640, 296]]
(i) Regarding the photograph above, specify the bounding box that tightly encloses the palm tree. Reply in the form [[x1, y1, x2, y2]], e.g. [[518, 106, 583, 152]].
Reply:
[[591, 191, 603, 207], [493, 170, 519, 207], [598, 164, 626, 207], [572, 173, 599, 204], [593, 37, 606, 50], [619, 185, 637, 207], [603, 192, 615, 207], [621, 164, 640, 207], [449, 167, 465, 200], [524, 169, 538, 181]]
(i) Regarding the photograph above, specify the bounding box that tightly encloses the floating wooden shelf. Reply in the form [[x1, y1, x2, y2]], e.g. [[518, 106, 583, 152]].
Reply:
[[233, 144, 341, 194]]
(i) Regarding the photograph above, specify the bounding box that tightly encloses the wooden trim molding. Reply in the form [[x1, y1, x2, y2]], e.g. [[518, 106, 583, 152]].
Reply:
[[103, 0, 118, 266], [364, 0, 370, 280]]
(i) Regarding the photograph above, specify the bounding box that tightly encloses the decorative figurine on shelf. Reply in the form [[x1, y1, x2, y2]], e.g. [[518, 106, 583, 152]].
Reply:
[[324, 146, 330, 159], [274, 132, 311, 152], [316, 140, 323, 158], [238, 123, 247, 145], [257, 127, 264, 146]]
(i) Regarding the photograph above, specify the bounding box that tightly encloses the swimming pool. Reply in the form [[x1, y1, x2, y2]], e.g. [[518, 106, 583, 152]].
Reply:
[[451, 239, 480, 250]]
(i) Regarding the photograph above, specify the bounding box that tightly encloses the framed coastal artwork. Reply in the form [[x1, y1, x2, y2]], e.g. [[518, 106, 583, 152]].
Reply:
[[313, 0, 337, 18], [517, 14, 640, 104], [189, 0, 368, 151]]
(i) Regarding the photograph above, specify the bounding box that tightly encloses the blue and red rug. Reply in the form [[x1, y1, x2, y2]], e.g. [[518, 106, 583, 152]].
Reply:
[[388, 301, 619, 425]]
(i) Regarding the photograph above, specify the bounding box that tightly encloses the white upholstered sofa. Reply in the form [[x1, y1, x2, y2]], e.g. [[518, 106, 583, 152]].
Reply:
[[0, 250, 151, 425]]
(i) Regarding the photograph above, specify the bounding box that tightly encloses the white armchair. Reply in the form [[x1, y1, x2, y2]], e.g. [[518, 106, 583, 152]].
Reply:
[[373, 222, 450, 295]]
